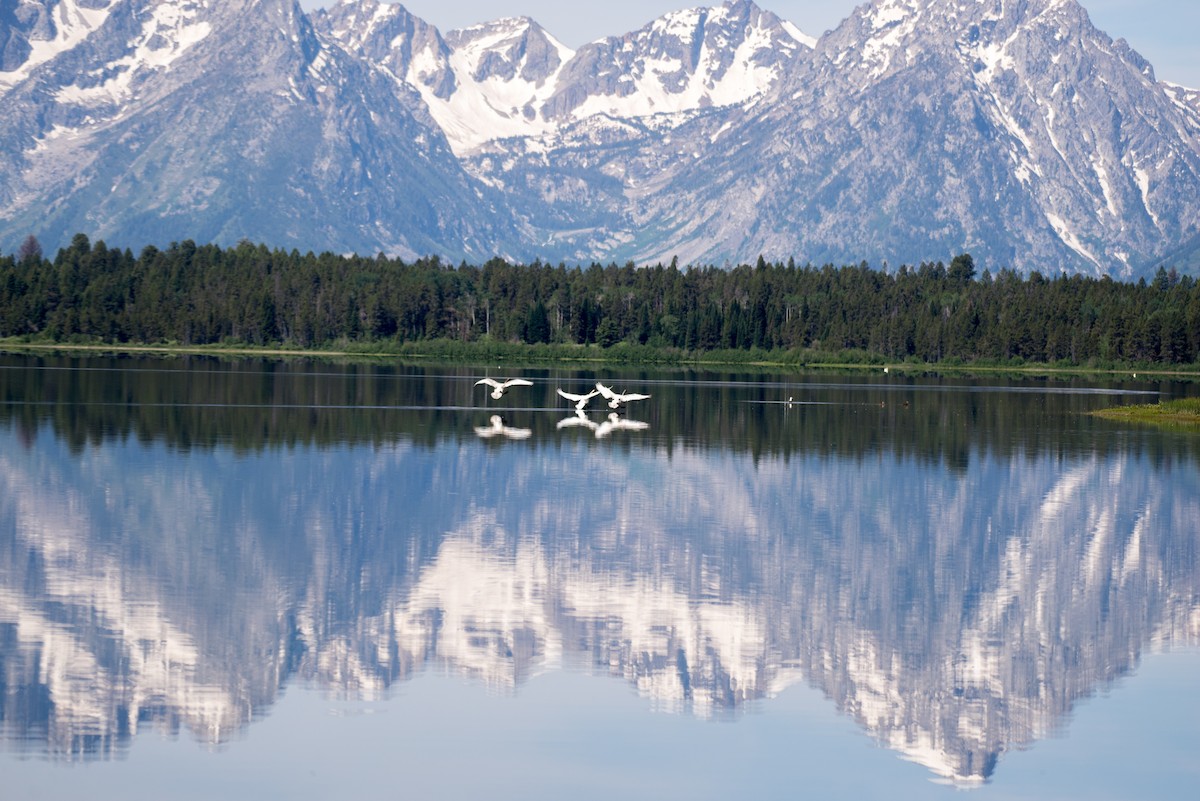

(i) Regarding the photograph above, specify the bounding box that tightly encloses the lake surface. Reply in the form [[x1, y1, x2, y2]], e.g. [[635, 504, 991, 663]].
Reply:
[[1, 353, 1198, 800]]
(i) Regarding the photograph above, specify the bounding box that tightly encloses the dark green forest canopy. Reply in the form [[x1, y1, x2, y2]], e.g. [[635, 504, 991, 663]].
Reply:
[[2, 235, 1199, 367]]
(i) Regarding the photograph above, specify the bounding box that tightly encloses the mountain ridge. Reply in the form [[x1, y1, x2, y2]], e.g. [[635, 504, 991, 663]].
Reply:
[[1, 0, 1198, 277]]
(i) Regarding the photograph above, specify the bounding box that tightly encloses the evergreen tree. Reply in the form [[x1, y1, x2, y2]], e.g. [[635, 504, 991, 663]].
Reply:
[[525, 301, 551, 344]]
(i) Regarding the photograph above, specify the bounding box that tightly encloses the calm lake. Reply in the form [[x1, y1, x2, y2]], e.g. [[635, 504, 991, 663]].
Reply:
[[1, 353, 1198, 800]]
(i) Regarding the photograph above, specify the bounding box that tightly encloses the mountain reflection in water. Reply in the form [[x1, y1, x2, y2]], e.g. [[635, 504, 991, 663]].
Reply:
[[0, 355, 1197, 787]]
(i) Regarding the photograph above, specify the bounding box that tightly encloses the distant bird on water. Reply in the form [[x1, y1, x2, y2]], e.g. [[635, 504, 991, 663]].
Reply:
[[595, 382, 651, 410], [475, 377, 533, 399]]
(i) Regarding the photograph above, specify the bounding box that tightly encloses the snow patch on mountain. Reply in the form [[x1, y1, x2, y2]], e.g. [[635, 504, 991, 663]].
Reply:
[[858, 0, 922, 79], [780, 19, 815, 49], [540, 1, 812, 132], [53, 0, 212, 108], [428, 18, 574, 153], [1046, 211, 1100, 267], [0, 0, 115, 91], [335, 0, 816, 156], [568, 4, 806, 121], [1163, 82, 1200, 139]]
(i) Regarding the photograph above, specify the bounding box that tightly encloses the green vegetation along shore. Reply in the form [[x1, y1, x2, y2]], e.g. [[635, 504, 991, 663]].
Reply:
[[3, 337, 1200, 382], [1091, 398, 1200, 429]]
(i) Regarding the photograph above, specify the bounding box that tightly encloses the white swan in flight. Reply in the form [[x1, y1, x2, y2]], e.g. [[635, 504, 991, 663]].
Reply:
[[474, 415, 532, 440], [594, 382, 651, 410], [556, 387, 600, 411], [475, 377, 533, 399]]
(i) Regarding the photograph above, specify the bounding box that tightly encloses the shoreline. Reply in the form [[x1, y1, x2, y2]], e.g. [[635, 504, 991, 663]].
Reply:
[[3, 339, 1199, 379]]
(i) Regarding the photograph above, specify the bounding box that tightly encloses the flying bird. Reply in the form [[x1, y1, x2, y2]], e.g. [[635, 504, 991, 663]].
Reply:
[[475, 377, 533, 399], [556, 387, 600, 411], [474, 415, 532, 440], [594, 382, 651, 410]]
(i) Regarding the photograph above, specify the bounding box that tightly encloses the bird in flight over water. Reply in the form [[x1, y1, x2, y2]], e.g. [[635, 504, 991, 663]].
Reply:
[[556, 387, 600, 411], [595, 382, 651, 410], [475, 377, 533, 399]]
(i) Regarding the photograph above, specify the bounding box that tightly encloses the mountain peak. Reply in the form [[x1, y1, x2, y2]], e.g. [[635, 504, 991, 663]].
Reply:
[[317, 0, 456, 98], [453, 15, 541, 36], [445, 15, 572, 86], [537, 0, 811, 128], [819, 0, 1098, 84]]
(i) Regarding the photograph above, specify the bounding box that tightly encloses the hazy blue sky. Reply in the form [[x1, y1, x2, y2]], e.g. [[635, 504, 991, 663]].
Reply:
[[299, 1, 1198, 87]]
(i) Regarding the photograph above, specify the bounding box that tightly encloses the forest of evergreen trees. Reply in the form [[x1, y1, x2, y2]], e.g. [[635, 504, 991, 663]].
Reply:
[[2, 233, 1199, 366]]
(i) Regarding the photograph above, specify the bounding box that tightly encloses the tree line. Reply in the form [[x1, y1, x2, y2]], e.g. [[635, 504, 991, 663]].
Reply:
[[2, 233, 1198, 366]]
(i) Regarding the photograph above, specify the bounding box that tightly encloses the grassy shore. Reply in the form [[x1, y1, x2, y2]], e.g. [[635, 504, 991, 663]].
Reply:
[[3, 337, 1200, 379], [1091, 398, 1200, 429]]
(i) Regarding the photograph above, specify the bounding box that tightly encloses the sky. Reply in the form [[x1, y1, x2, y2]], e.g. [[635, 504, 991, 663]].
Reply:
[[298, 0, 1199, 88]]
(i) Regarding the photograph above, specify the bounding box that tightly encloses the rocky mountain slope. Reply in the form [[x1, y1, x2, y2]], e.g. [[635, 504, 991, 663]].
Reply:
[[609, 0, 1200, 273], [0, 0, 515, 260], [1, 0, 1198, 276]]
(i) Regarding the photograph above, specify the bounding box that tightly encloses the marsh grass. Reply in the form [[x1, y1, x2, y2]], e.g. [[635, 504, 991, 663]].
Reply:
[[1091, 397, 1200, 430]]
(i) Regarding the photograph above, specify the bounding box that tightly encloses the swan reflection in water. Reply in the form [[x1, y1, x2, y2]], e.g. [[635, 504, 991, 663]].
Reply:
[[557, 410, 649, 438], [473, 415, 532, 440]]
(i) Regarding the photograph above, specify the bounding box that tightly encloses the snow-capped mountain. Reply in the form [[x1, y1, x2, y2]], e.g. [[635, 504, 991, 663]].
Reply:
[[498, 0, 1200, 274], [315, 6, 574, 154], [790, 0, 1200, 274], [316, 0, 811, 155], [0, 0, 514, 260], [1, 0, 1198, 276], [537, 1, 811, 128]]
